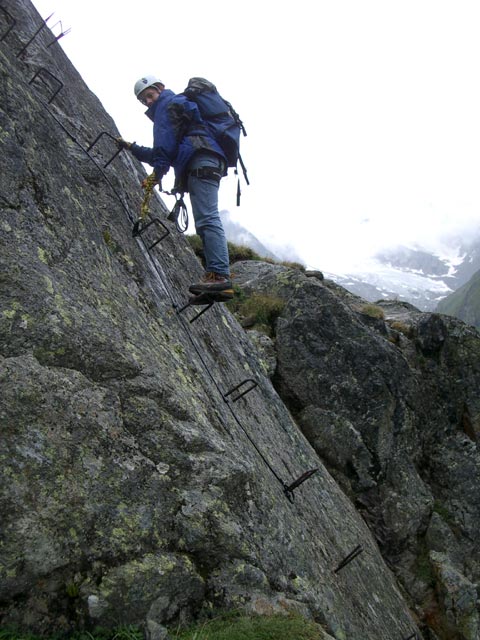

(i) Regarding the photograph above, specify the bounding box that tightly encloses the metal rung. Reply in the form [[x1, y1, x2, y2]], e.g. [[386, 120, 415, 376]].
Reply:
[[46, 20, 71, 47], [284, 468, 318, 502], [0, 6, 16, 42], [175, 298, 214, 323], [334, 544, 364, 574], [223, 378, 258, 403], [132, 218, 169, 250], [403, 634, 418, 640], [28, 67, 63, 103], [16, 13, 53, 56], [86, 131, 123, 168]]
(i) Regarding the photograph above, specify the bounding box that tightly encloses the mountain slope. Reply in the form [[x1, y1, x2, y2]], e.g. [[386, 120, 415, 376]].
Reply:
[[0, 2, 422, 637], [437, 268, 480, 329], [219, 209, 279, 260], [2, 4, 480, 639]]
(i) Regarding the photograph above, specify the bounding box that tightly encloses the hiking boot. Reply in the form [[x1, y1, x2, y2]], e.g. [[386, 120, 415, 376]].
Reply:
[[189, 272, 233, 297]]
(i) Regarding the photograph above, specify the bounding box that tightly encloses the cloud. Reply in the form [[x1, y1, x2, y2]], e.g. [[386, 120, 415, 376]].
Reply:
[[32, 0, 480, 276]]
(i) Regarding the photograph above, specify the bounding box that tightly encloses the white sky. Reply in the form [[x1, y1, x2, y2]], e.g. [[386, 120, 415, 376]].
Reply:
[[31, 0, 480, 272]]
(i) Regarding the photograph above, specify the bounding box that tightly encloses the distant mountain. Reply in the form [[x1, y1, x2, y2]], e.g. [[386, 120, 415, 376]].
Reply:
[[376, 246, 453, 279], [327, 235, 480, 311], [326, 262, 452, 311], [436, 269, 480, 329], [219, 210, 279, 260], [218, 213, 480, 313], [452, 240, 480, 287], [376, 241, 480, 289]]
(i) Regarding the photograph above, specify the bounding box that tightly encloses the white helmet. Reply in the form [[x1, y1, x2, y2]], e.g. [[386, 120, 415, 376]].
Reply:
[[134, 75, 164, 99]]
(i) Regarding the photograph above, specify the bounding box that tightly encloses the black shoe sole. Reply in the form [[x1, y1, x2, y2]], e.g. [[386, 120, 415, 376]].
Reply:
[[189, 283, 233, 295], [189, 290, 234, 305]]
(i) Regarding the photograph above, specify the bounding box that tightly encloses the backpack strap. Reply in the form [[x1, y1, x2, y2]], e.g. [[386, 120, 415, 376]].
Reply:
[[238, 153, 249, 185]]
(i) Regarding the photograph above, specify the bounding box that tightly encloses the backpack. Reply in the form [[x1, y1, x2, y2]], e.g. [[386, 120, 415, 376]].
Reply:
[[183, 77, 249, 203]]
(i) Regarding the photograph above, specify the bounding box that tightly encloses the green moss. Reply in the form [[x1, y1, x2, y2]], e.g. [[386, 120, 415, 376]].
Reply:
[[2, 302, 20, 320], [102, 229, 121, 254], [173, 343, 186, 357], [0, 127, 12, 142], [44, 276, 54, 295], [53, 294, 73, 326], [33, 346, 66, 363], [0, 628, 149, 640], [173, 611, 325, 639], [102, 229, 113, 246], [414, 542, 435, 588], [65, 582, 80, 598], [0, 630, 39, 640], [432, 500, 455, 527], [37, 247, 49, 264]]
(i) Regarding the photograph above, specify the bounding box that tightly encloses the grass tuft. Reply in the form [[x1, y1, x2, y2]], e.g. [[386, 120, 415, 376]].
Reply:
[[388, 320, 413, 338], [0, 615, 325, 640], [172, 611, 325, 639], [359, 304, 385, 320], [186, 235, 305, 272], [227, 292, 285, 335], [0, 626, 143, 640]]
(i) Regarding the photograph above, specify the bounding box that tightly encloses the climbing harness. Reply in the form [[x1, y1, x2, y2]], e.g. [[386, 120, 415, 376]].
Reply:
[[133, 170, 188, 236], [166, 163, 225, 233], [167, 194, 188, 233], [188, 166, 223, 183], [164, 164, 225, 234]]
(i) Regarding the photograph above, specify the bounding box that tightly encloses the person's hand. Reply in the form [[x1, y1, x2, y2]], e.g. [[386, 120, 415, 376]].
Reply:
[[141, 171, 158, 190], [116, 137, 134, 150]]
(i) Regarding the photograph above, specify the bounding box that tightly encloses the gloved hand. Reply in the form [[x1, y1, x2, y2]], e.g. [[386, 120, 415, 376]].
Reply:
[[141, 171, 158, 190], [116, 137, 134, 150]]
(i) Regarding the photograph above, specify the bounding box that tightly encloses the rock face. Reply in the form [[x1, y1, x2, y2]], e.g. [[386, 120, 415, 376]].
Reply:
[[0, 3, 477, 640], [232, 261, 480, 640]]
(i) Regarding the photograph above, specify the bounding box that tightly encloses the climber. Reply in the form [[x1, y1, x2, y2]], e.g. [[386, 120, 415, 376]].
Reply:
[[117, 75, 233, 302]]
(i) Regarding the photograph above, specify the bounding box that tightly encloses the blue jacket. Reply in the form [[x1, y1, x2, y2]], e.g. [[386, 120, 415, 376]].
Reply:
[[130, 89, 226, 184]]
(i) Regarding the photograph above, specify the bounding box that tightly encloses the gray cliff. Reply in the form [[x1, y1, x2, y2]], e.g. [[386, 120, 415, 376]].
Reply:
[[1, 3, 479, 640], [232, 261, 480, 640]]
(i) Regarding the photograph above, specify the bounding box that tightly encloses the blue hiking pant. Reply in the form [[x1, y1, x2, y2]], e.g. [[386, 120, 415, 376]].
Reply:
[[187, 152, 230, 277]]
